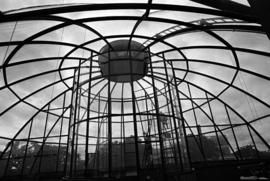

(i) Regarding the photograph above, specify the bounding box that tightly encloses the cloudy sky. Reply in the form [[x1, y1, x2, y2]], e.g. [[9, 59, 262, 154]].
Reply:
[[0, 0, 270, 157], [0, 0, 250, 11]]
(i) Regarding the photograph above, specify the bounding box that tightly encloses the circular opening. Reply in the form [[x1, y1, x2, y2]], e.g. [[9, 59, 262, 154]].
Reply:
[[98, 39, 149, 82]]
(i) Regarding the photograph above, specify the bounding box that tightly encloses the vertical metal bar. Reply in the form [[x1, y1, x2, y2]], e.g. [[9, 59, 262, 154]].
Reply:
[[144, 92, 152, 168], [120, 83, 125, 174], [247, 125, 260, 159], [162, 53, 182, 171], [224, 105, 242, 160], [107, 48, 112, 178], [74, 88, 82, 173], [85, 52, 93, 175], [64, 71, 76, 176], [168, 59, 191, 169], [38, 104, 51, 174], [69, 59, 82, 177], [21, 118, 34, 176], [56, 93, 66, 172], [3, 141, 14, 177], [145, 93, 150, 134], [128, 47, 141, 177], [187, 84, 206, 162], [205, 93, 224, 160], [148, 49, 167, 181], [164, 85, 174, 165], [96, 93, 101, 176]]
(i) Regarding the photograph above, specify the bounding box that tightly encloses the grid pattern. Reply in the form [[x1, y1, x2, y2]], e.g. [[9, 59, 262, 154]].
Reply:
[[0, 1, 269, 180]]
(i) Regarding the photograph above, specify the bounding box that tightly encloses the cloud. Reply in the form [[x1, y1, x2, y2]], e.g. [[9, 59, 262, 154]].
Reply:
[[0, 1, 269, 157]]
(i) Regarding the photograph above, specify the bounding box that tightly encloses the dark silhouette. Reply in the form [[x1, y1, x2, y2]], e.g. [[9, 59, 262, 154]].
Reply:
[[187, 134, 221, 162], [2, 141, 68, 175]]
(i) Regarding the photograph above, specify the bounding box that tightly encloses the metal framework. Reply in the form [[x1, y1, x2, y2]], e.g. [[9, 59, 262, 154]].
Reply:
[[0, 1, 270, 181]]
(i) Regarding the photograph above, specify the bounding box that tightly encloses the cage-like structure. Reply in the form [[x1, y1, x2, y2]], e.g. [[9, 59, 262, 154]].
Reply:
[[0, 1, 270, 181]]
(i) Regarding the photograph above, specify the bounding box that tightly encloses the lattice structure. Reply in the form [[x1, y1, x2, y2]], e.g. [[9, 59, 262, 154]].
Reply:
[[0, 1, 270, 181]]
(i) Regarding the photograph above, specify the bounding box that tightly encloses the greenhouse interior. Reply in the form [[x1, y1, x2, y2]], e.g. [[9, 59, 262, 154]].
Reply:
[[0, 0, 270, 180]]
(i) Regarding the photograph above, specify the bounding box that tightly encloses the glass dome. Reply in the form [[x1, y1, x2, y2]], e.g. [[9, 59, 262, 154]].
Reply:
[[0, 1, 270, 181]]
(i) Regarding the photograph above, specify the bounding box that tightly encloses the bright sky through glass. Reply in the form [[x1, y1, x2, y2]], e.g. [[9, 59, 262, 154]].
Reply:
[[0, 0, 269, 157]]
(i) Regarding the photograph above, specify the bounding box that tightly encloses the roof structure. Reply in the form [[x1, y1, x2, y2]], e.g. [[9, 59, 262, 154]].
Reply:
[[0, 0, 270, 180]]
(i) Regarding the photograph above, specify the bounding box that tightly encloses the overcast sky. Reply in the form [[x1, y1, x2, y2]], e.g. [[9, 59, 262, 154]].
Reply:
[[0, 0, 270, 155], [0, 0, 250, 11]]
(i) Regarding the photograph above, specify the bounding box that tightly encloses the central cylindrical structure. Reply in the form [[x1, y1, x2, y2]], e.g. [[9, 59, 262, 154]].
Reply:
[[66, 40, 189, 180], [98, 40, 149, 82]]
